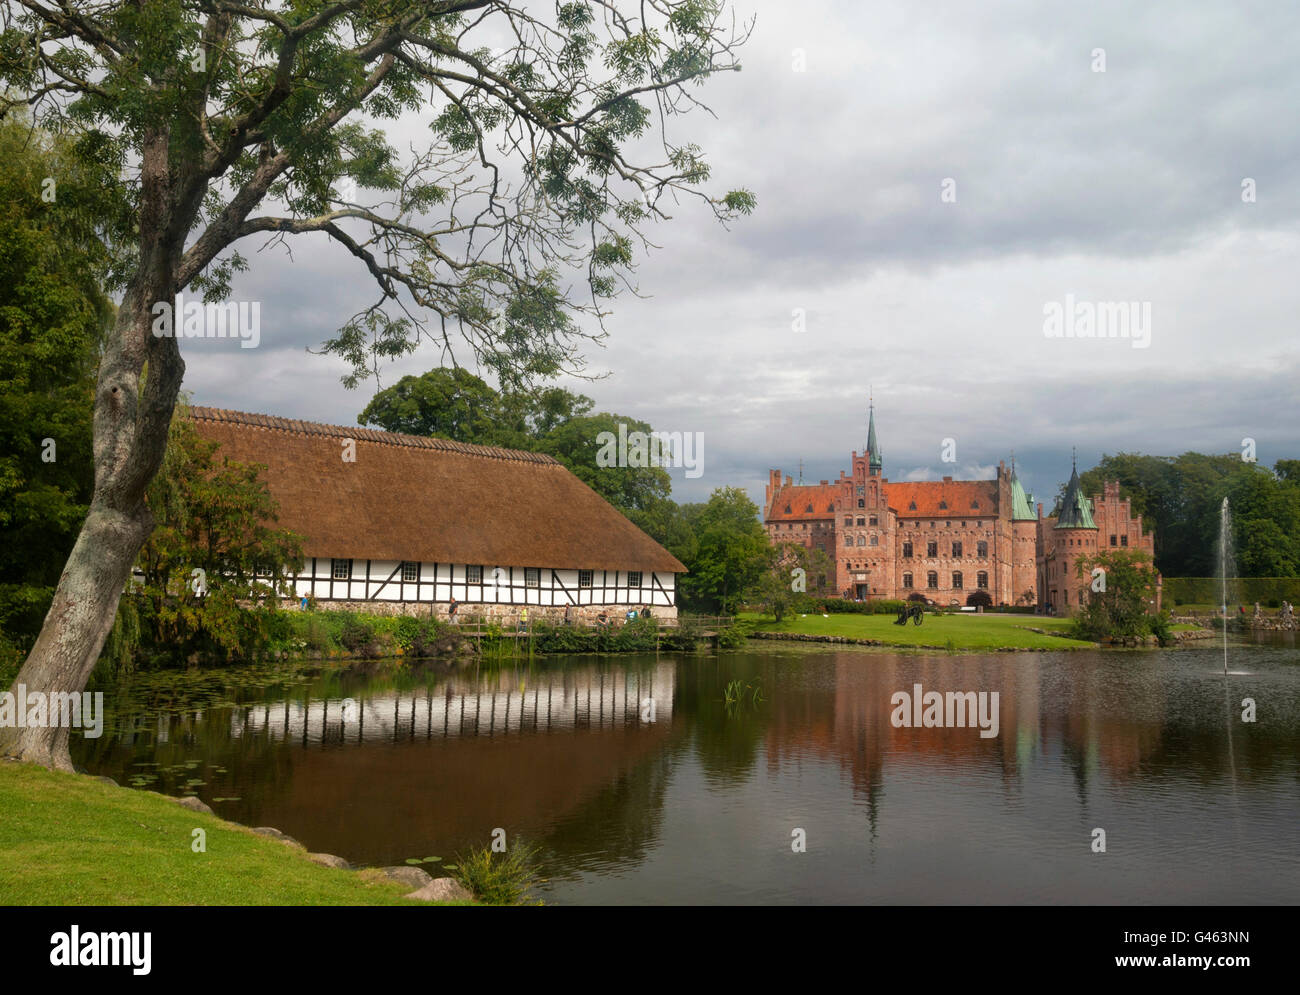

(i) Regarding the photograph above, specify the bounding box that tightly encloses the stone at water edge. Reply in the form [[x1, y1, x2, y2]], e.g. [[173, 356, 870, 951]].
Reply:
[[252, 826, 306, 850], [404, 877, 473, 902], [308, 852, 350, 869], [175, 795, 215, 816], [374, 865, 433, 889]]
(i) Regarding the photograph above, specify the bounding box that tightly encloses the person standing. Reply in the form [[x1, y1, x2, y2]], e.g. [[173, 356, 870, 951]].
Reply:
[[448, 597, 459, 625]]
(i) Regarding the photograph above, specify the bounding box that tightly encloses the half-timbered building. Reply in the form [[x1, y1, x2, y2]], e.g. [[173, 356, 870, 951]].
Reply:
[[189, 407, 684, 619]]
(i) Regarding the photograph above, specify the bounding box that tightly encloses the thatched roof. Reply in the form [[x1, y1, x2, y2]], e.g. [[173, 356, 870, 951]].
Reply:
[[188, 407, 685, 573]]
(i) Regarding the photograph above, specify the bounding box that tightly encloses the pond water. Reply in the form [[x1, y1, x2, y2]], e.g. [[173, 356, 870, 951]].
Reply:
[[75, 640, 1300, 904]]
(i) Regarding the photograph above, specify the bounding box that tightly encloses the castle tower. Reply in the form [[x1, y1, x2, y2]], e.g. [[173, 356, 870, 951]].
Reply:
[[1009, 458, 1039, 608], [1050, 455, 1098, 614]]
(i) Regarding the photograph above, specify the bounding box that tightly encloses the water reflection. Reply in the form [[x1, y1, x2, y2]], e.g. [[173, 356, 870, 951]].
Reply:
[[75, 646, 1300, 904]]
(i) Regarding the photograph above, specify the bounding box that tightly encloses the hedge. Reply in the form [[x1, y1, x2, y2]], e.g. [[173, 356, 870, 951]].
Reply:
[[1163, 577, 1300, 607]]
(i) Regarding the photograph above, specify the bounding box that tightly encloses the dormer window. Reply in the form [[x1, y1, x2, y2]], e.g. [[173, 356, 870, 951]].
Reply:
[[909, 501, 917, 510], [971, 500, 979, 509], [939, 500, 948, 510], [784, 504, 792, 514], [805, 503, 813, 513]]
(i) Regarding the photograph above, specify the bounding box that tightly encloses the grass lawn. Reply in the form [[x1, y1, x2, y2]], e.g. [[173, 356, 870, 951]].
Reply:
[[0, 762, 469, 905], [741, 610, 1097, 650]]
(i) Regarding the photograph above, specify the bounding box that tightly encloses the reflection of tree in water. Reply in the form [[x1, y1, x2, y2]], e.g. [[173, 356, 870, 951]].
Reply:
[[535, 749, 678, 881], [675, 657, 770, 789]]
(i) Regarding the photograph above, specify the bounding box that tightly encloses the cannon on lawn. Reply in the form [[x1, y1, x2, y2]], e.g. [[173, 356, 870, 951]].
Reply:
[[894, 603, 925, 626]]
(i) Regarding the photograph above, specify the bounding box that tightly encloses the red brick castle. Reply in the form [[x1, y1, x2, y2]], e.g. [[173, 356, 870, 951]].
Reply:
[[763, 406, 1159, 613]]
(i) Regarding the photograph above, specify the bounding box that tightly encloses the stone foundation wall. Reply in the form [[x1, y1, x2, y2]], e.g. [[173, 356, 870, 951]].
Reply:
[[283, 599, 678, 626]]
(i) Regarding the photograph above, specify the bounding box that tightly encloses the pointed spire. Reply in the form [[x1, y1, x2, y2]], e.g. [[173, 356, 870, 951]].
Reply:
[[1009, 452, 1035, 521], [867, 396, 881, 475], [1055, 450, 1096, 529]]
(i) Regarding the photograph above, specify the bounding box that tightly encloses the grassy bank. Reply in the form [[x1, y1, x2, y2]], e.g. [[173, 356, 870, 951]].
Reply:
[[741, 610, 1097, 650], [0, 762, 470, 905]]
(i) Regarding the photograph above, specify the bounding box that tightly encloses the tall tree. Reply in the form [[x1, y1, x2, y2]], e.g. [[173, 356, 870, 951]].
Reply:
[[0, 0, 752, 769]]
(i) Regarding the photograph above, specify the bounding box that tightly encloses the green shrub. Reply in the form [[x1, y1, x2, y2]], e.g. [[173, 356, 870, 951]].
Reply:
[[448, 841, 543, 905]]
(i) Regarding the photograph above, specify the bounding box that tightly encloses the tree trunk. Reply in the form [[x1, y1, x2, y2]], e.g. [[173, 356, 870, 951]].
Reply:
[[2, 206, 185, 769]]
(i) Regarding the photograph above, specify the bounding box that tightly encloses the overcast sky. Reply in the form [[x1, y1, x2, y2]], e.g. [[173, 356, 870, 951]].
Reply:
[[179, 0, 1300, 513]]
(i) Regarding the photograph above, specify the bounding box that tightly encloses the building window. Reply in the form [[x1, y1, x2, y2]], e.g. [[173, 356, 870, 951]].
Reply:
[[953, 572, 963, 589], [857, 517, 865, 526], [870, 535, 878, 546], [401, 561, 419, 583], [844, 517, 852, 526], [903, 542, 913, 558], [858, 499, 865, 508], [331, 558, 352, 580], [927, 571, 938, 589], [978, 571, 988, 590], [971, 500, 979, 509], [467, 564, 483, 584], [952, 541, 963, 557], [939, 500, 948, 510], [977, 541, 988, 558], [628, 571, 643, 587], [909, 501, 917, 510], [857, 536, 866, 546], [844, 536, 853, 547], [1120, 535, 1128, 546], [869, 516, 878, 526], [1110, 535, 1118, 546], [927, 541, 938, 557], [903, 572, 913, 589], [525, 568, 541, 587], [577, 569, 592, 588]]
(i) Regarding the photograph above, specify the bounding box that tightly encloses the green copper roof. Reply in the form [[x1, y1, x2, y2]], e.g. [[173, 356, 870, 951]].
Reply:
[[1010, 472, 1036, 521], [867, 405, 881, 471], [1054, 466, 1096, 529]]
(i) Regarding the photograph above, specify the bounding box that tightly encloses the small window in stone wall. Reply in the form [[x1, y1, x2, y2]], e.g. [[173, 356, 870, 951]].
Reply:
[[526, 568, 541, 587], [927, 541, 938, 557], [952, 541, 963, 557], [577, 569, 592, 588], [844, 536, 853, 547], [332, 558, 352, 580], [467, 564, 483, 584], [903, 542, 913, 558], [977, 571, 989, 590], [927, 571, 938, 589], [1120, 535, 1128, 546], [628, 571, 643, 587], [870, 535, 878, 546], [401, 561, 419, 583], [977, 541, 988, 557], [869, 516, 878, 525], [953, 572, 963, 589], [1110, 535, 1117, 546], [903, 573, 913, 589]]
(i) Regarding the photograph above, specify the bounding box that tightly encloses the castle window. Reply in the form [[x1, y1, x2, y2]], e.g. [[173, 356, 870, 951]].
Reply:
[[1120, 535, 1128, 546], [784, 504, 792, 514], [628, 571, 643, 587], [401, 561, 419, 583], [909, 501, 917, 510], [827, 503, 835, 512], [939, 500, 948, 510], [857, 517, 865, 526], [971, 500, 979, 509], [903, 573, 913, 589], [952, 572, 963, 589], [870, 535, 878, 546], [857, 536, 866, 546], [858, 499, 865, 508], [927, 541, 938, 557], [529, 568, 544, 587], [332, 558, 352, 580], [801, 523, 807, 530], [467, 565, 483, 584], [805, 503, 813, 513], [977, 541, 988, 558], [844, 517, 852, 525], [869, 516, 878, 526], [927, 571, 938, 589], [1110, 535, 1117, 546], [952, 541, 963, 557], [903, 542, 913, 558], [977, 571, 989, 590], [844, 536, 853, 547]]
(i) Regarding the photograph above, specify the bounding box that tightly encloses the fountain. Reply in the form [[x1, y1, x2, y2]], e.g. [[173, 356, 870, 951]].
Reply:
[[1215, 497, 1249, 676]]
